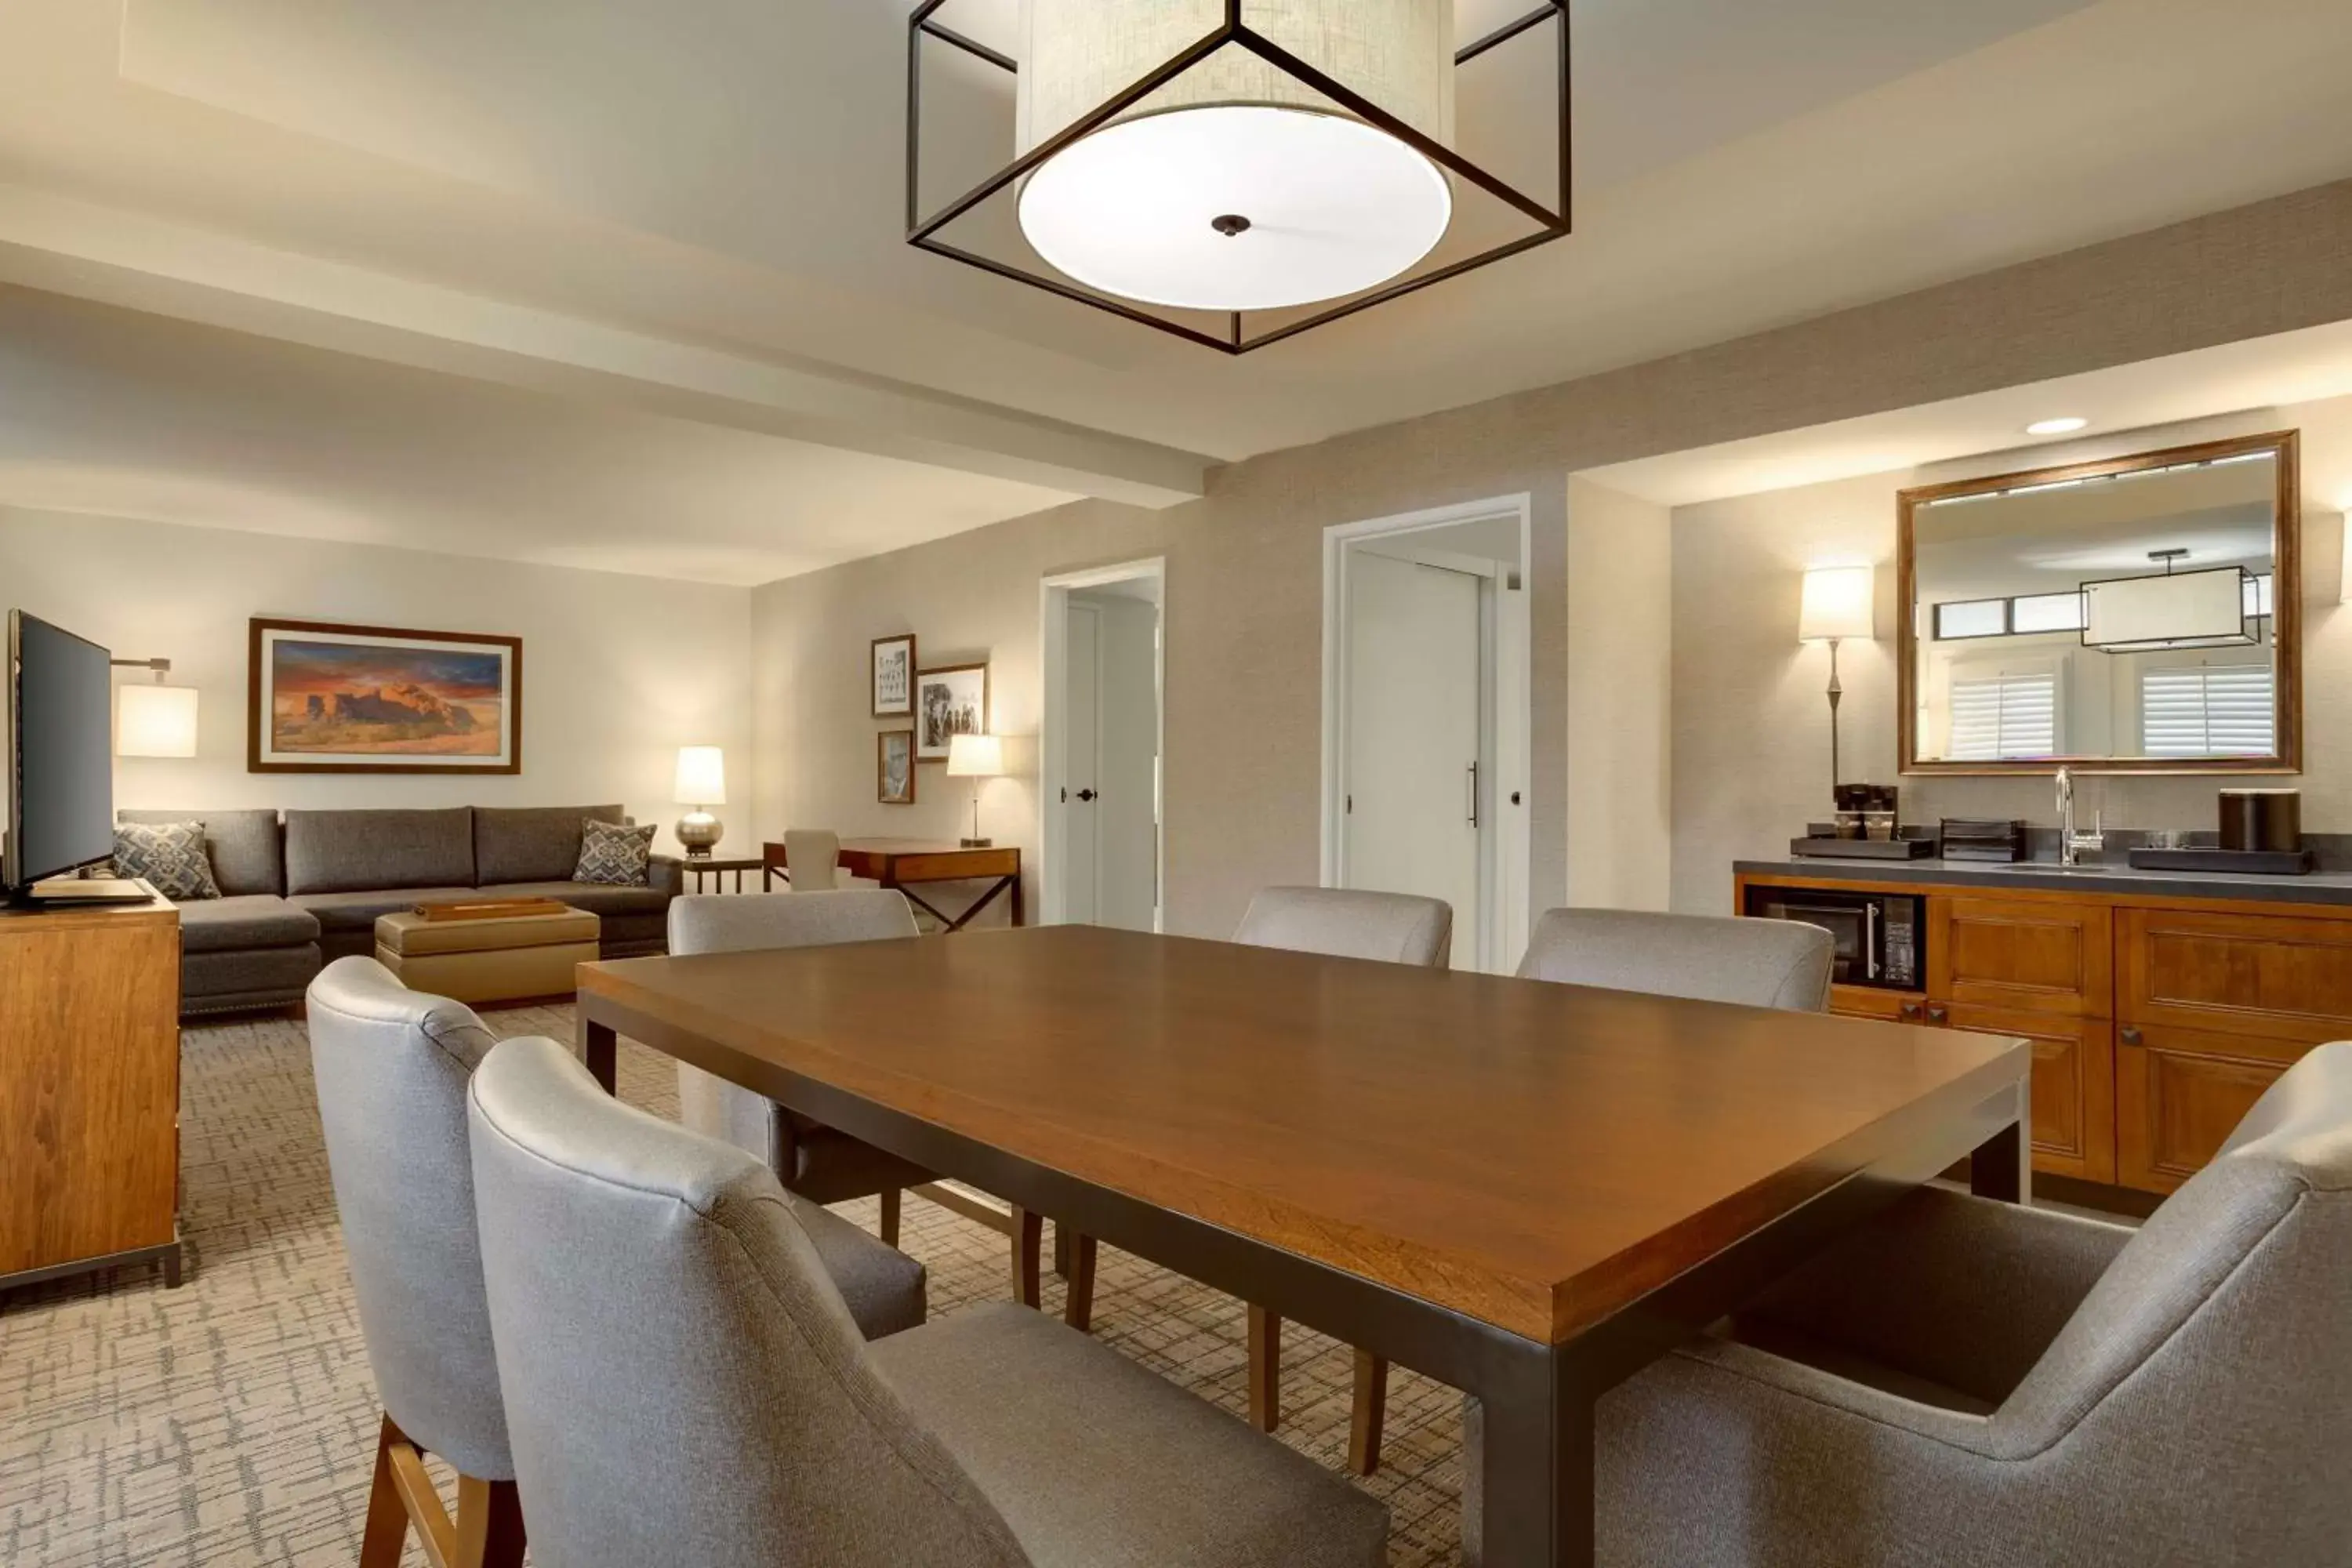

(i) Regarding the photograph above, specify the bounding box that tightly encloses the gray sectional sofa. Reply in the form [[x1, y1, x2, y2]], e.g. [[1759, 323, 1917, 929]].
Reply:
[[122, 804, 682, 1017]]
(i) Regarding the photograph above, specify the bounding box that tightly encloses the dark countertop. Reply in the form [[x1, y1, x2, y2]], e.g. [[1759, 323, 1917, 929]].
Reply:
[[1736, 855, 2352, 907]]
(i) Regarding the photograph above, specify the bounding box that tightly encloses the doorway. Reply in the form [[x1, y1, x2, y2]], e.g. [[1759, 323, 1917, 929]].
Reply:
[[1041, 559, 1164, 931], [1323, 499, 1531, 973]]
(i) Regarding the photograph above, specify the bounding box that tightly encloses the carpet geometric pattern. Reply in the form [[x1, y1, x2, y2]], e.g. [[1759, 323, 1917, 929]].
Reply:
[[0, 1005, 1469, 1566]]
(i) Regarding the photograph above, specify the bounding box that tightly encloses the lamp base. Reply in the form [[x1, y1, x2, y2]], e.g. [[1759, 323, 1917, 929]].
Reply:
[[675, 811, 724, 858], [960, 836, 993, 849]]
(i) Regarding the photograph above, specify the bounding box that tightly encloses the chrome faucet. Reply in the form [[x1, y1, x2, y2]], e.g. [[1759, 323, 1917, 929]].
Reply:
[[2056, 767, 2105, 867]]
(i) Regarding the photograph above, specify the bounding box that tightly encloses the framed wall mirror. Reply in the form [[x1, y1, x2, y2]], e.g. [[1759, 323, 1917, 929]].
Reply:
[[1900, 430, 2301, 775]]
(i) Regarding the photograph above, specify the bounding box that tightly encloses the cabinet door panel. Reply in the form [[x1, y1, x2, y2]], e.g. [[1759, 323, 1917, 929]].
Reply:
[[1929, 896, 2112, 1017], [2115, 1023, 2313, 1194], [2119, 908, 2352, 1043], [1942, 1004, 2114, 1185]]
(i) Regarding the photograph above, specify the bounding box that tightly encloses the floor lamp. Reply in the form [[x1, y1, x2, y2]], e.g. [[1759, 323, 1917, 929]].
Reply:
[[1798, 566, 1875, 798]]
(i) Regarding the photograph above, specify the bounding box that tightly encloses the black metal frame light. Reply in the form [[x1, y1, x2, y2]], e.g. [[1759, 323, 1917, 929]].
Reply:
[[906, 0, 1572, 355]]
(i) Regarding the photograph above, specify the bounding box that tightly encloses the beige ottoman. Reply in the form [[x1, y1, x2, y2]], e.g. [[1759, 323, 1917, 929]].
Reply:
[[374, 905, 601, 1005]]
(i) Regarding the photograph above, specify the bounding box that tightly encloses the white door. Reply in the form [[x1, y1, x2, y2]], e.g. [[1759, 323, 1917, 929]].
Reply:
[[1091, 599, 1161, 931], [1344, 550, 1481, 967], [1062, 602, 1102, 924]]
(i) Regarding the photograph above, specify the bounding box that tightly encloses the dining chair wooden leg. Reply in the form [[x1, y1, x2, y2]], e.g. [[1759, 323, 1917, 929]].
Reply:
[[361, 1412, 528, 1568], [878, 1187, 902, 1247], [1247, 1304, 1282, 1432], [1008, 1205, 1044, 1308], [453, 1474, 528, 1568], [1051, 1220, 1071, 1279], [1348, 1349, 1389, 1476], [1062, 1232, 1098, 1332], [358, 1417, 411, 1568]]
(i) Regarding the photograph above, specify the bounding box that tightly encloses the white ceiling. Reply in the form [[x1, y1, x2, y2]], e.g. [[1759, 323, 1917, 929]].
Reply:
[[0, 286, 1072, 584], [2, 0, 2351, 579], [1581, 318, 2352, 510]]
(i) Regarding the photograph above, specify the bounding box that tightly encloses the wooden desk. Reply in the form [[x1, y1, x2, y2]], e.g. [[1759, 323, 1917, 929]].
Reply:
[[579, 926, 2027, 1567], [0, 887, 184, 1294], [761, 837, 1021, 930]]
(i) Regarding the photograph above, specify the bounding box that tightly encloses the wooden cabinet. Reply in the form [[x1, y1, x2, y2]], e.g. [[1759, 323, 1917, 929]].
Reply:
[[2118, 907, 2352, 1043], [1930, 895, 2112, 1017], [2110, 907, 2352, 1192], [1740, 869, 2352, 1196], [1942, 1004, 2115, 1184], [2114, 1022, 2303, 1193], [0, 891, 183, 1291]]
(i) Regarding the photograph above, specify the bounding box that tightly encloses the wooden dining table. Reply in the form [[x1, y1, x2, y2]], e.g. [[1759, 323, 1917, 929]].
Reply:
[[577, 924, 2030, 1568]]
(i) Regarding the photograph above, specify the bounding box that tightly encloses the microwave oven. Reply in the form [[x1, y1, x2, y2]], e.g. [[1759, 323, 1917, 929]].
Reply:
[[1742, 885, 1922, 991]]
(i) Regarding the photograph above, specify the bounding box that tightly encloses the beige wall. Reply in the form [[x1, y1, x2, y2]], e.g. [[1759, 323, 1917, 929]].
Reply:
[[755, 177, 2352, 937], [1670, 401, 2352, 914], [1566, 477, 1672, 910], [2, 506, 755, 852]]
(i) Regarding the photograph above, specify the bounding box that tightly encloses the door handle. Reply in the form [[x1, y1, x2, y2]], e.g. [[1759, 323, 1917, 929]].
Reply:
[[1076, 788, 1098, 803], [2121, 1027, 2144, 1047], [1467, 761, 1479, 828], [1926, 1004, 1948, 1025], [1899, 1000, 1924, 1022]]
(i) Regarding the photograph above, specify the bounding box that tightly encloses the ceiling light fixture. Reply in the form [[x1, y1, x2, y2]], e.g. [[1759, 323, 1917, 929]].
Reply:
[[2026, 417, 2090, 436], [907, 1, 1572, 354]]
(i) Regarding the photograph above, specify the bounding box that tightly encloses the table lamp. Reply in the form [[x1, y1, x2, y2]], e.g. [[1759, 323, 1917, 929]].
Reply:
[[946, 732, 1004, 848], [673, 745, 727, 858], [1798, 566, 1875, 797]]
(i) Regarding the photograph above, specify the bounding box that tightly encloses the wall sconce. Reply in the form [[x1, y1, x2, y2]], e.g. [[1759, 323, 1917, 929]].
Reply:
[[111, 658, 199, 758], [1798, 567, 1875, 796]]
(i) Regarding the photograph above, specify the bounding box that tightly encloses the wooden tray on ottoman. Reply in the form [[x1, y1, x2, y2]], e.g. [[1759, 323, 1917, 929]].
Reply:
[[375, 904, 600, 1005]]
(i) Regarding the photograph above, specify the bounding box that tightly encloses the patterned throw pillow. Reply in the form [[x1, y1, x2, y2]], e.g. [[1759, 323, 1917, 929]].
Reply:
[[575, 818, 655, 887], [111, 820, 222, 901]]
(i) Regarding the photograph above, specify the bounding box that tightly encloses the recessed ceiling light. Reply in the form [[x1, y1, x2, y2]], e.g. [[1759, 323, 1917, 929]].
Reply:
[[2026, 417, 2089, 436]]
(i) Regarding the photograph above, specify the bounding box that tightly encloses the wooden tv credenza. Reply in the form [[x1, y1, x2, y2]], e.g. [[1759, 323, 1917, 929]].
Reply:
[[0, 885, 184, 1293]]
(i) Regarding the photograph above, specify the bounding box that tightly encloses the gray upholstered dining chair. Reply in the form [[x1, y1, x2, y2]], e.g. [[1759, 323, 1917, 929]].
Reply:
[[1232, 884, 1454, 967], [1516, 906, 1834, 1011], [781, 828, 841, 891], [1470, 1037, 2352, 1567], [1205, 884, 1454, 1464], [466, 1034, 1391, 1568], [673, 889, 932, 1244], [307, 957, 928, 1568]]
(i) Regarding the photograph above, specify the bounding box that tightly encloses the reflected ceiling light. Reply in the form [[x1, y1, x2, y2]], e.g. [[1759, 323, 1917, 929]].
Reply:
[[907, 0, 1572, 354], [2026, 417, 2089, 435]]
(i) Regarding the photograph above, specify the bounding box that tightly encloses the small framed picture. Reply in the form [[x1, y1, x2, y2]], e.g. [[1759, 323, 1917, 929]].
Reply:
[[877, 728, 916, 804], [915, 662, 989, 763], [872, 633, 916, 720]]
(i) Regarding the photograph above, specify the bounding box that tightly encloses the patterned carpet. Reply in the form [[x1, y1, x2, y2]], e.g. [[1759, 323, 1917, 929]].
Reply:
[[0, 1005, 1469, 1566]]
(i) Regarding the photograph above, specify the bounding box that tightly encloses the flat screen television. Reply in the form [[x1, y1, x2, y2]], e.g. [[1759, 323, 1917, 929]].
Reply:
[[5, 609, 115, 893]]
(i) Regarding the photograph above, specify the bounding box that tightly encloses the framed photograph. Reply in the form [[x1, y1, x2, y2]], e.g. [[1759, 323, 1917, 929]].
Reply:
[[872, 633, 916, 719], [877, 729, 916, 804], [915, 662, 988, 763], [249, 618, 521, 775]]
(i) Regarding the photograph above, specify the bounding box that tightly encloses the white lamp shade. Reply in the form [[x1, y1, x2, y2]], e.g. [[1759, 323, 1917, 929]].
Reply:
[[673, 745, 727, 806], [1798, 566, 1876, 643], [1014, 0, 1455, 311], [946, 733, 1005, 779], [116, 683, 199, 758]]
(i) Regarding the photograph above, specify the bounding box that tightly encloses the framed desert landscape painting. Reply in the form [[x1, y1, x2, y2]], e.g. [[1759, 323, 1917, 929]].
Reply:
[[249, 618, 522, 774]]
